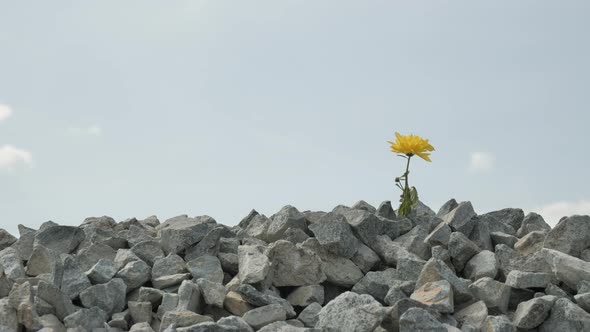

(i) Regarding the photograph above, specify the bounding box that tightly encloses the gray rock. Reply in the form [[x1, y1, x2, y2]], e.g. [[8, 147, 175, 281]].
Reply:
[[416, 258, 473, 305], [36, 281, 77, 320], [469, 218, 493, 251], [298, 302, 321, 328], [217, 316, 254, 332], [160, 310, 213, 331], [38, 314, 66, 332], [157, 215, 214, 255], [238, 209, 259, 229], [437, 199, 459, 218], [218, 252, 238, 275], [350, 242, 380, 273], [129, 301, 152, 324], [407, 200, 437, 219], [86, 259, 118, 284], [543, 248, 590, 289], [267, 240, 326, 287], [0, 247, 25, 280], [442, 201, 477, 236], [397, 256, 427, 281], [308, 212, 360, 258], [448, 232, 480, 272], [219, 238, 239, 254], [185, 225, 234, 261], [300, 238, 363, 288], [196, 278, 226, 308], [410, 280, 454, 313], [481, 315, 515, 332], [512, 295, 556, 329], [351, 268, 398, 303], [63, 307, 108, 330], [453, 300, 487, 331], [0, 298, 18, 331], [176, 280, 202, 312], [129, 322, 155, 332], [469, 277, 511, 314], [517, 212, 550, 238], [351, 200, 377, 213], [464, 250, 498, 280], [0, 229, 16, 251], [340, 210, 384, 247], [479, 208, 524, 234], [114, 249, 143, 270], [26, 245, 59, 277], [131, 240, 165, 266], [239, 214, 271, 241], [286, 285, 324, 307], [505, 271, 553, 289], [10, 230, 35, 261], [424, 222, 452, 247], [235, 284, 296, 319], [392, 223, 432, 260], [79, 278, 127, 315], [237, 245, 270, 285], [242, 303, 287, 330], [538, 297, 590, 331], [115, 260, 151, 290], [399, 307, 447, 332], [544, 215, 590, 258], [282, 228, 310, 244], [265, 206, 308, 243], [186, 255, 224, 284], [574, 292, 590, 312], [76, 243, 117, 272], [137, 287, 165, 306], [126, 224, 155, 248], [157, 293, 179, 320], [223, 291, 253, 316], [490, 232, 518, 248], [316, 292, 384, 332], [376, 201, 396, 220], [152, 254, 187, 280], [514, 230, 546, 256], [60, 255, 92, 299], [153, 273, 191, 290], [371, 234, 423, 267], [34, 225, 85, 255]]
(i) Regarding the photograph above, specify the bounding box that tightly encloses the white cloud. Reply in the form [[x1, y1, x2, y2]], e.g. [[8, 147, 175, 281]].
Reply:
[[67, 125, 102, 136], [469, 152, 495, 173], [0, 145, 33, 171], [531, 200, 590, 227], [0, 104, 12, 122]]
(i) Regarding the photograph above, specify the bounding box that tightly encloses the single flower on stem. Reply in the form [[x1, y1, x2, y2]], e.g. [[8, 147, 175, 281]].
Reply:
[[387, 132, 435, 217]]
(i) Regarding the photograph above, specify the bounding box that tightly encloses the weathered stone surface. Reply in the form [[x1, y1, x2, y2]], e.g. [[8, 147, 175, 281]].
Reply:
[[36, 281, 77, 321], [490, 232, 518, 248], [0, 247, 25, 280], [153, 273, 191, 290], [340, 210, 383, 247], [76, 243, 117, 272], [157, 215, 214, 255], [376, 200, 396, 220], [267, 240, 325, 287], [543, 248, 590, 290], [129, 322, 155, 332], [298, 302, 321, 328], [512, 295, 556, 329], [282, 228, 309, 244], [469, 218, 493, 251], [223, 291, 253, 316], [242, 303, 287, 330], [196, 278, 226, 308], [469, 277, 510, 314], [115, 260, 151, 290], [517, 212, 550, 238], [410, 280, 454, 313], [177, 280, 202, 312], [86, 258, 118, 284], [301, 238, 363, 288], [505, 271, 553, 289], [442, 201, 477, 236], [128, 301, 152, 324], [544, 215, 590, 257], [424, 222, 452, 247], [437, 199, 458, 218], [383, 280, 414, 306], [60, 255, 92, 299], [286, 285, 324, 307], [397, 256, 426, 281], [34, 225, 85, 255], [0, 229, 16, 252], [63, 307, 108, 330], [478, 208, 524, 235], [351, 268, 398, 303], [308, 212, 359, 258], [416, 258, 473, 305], [185, 225, 234, 261], [160, 310, 213, 331], [371, 234, 423, 267], [131, 240, 164, 266], [235, 284, 296, 319], [217, 316, 254, 332], [316, 292, 384, 332], [454, 300, 487, 331], [464, 250, 498, 280], [237, 245, 269, 285], [186, 255, 224, 284], [151, 253, 187, 281], [264, 206, 308, 243], [392, 223, 432, 260], [350, 242, 380, 273], [538, 298, 590, 332], [80, 278, 127, 315], [448, 232, 480, 272], [351, 200, 376, 213], [514, 231, 546, 256], [399, 307, 447, 332], [482, 315, 515, 332], [157, 293, 179, 320]]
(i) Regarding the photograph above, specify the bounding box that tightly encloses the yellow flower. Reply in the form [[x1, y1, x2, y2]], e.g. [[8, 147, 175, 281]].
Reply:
[[388, 132, 435, 162]]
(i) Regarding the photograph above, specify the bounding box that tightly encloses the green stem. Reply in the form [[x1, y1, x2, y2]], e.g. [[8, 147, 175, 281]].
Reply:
[[404, 155, 412, 192]]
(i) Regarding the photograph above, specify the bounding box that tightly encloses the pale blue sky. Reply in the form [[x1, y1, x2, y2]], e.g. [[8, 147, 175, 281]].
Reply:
[[1, 1, 589, 236]]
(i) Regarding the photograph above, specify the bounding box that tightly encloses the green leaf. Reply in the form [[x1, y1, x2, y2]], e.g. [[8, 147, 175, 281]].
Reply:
[[410, 187, 419, 208]]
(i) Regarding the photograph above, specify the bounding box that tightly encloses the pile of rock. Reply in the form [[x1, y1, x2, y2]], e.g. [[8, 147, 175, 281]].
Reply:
[[1, 199, 590, 331]]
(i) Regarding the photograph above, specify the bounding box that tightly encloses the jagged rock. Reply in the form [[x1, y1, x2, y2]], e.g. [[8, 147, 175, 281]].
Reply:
[[196, 278, 226, 308], [86, 259, 118, 284], [264, 206, 308, 243], [376, 201, 396, 220], [157, 215, 214, 255], [437, 199, 458, 218], [453, 300, 487, 331], [490, 232, 518, 248], [79, 278, 127, 315], [478, 208, 524, 235], [26, 245, 59, 277], [160, 311, 213, 331], [410, 280, 454, 313], [505, 271, 553, 289], [416, 258, 473, 305], [316, 292, 384, 332], [0, 230, 16, 252], [186, 255, 224, 284], [157, 293, 179, 320], [298, 302, 321, 328], [115, 260, 151, 290], [424, 222, 452, 247], [242, 303, 287, 330], [300, 238, 364, 288], [442, 201, 477, 236], [512, 295, 556, 329], [237, 245, 270, 285], [469, 277, 510, 314], [544, 215, 590, 257], [514, 231, 546, 256], [448, 232, 480, 272], [235, 284, 296, 319], [217, 316, 254, 332], [152, 254, 187, 281], [131, 240, 164, 266], [392, 223, 432, 260], [464, 250, 498, 280], [383, 280, 414, 306], [538, 298, 590, 331], [76, 243, 117, 272], [351, 200, 376, 213], [469, 218, 493, 251], [129, 322, 155, 332], [399, 307, 447, 332], [10, 230, 35, 261], [308, 212, 359, 258], [63, 307, 108, 330], [339, 210, 383, 247], [517, 212, 550, 238], [128, 301, 152, 324], [60, 255, 92, 299], [351, 242, 380, 273], [36, 281, 76, 321], [481, 315, 515, 332], [266, 240, 326, 287], [371, 234, 423, 267], [351, 268, 398, 303], [223, 291, 253, 316], [543, 248, 590, 290], [408, 200, 437, 219], [177, 280, 202, 312], [34, 225, 85, 255], [396, 256, 426, 281], [185, 225, 234, 261], [283, 228, 309, 244], [153, 273, 191, 290], [286, 285, 324, 307], [0, 247, 25, 280]]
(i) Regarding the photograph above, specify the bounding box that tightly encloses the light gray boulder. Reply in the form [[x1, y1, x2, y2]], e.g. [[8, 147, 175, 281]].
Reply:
[[505, 271, 553, 289], [286, 285, 324, 307], [237, 245, 270, 285], [79, 278, 127, 315], [469, 277, 510, 314], [0, 247, 25, 280], [316, 292, 385, 332], [128, 301, 152, 324], [544, 215, 590, 258], [308, 212, 360, 258], [157, 215, 214, 255], [538, 298, 590, 332], [115, 260, 151, 290], [264, 206, 308, 243], [453, 300, 487, 331], [482, 315, 515, 332], [416, 258, 473, 305], [351, 268, 398, 303], [298, 302, 322, 328], [464, 250, 498, 280], [512, 295, 556, 329], [399, 307, 447, 332], [196, 278, 226, 308], [300, 238, 363, 288], [266, 240, 326, 287], [376, 200, 396, 220], [442, 201, 477, 236], [242, 303, 287, 330], [60, 255, 92, 299], [63, 307, 108, 331], [235, 284, 296, 319], [448, 232, 480, 272], [517, 212, 550, 238], [34, 225, 85, 255], [86, 258, 118, 284], [410, 280, 454, 313], [186, 255, 224, 284], [478, 208, 523, 235]]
